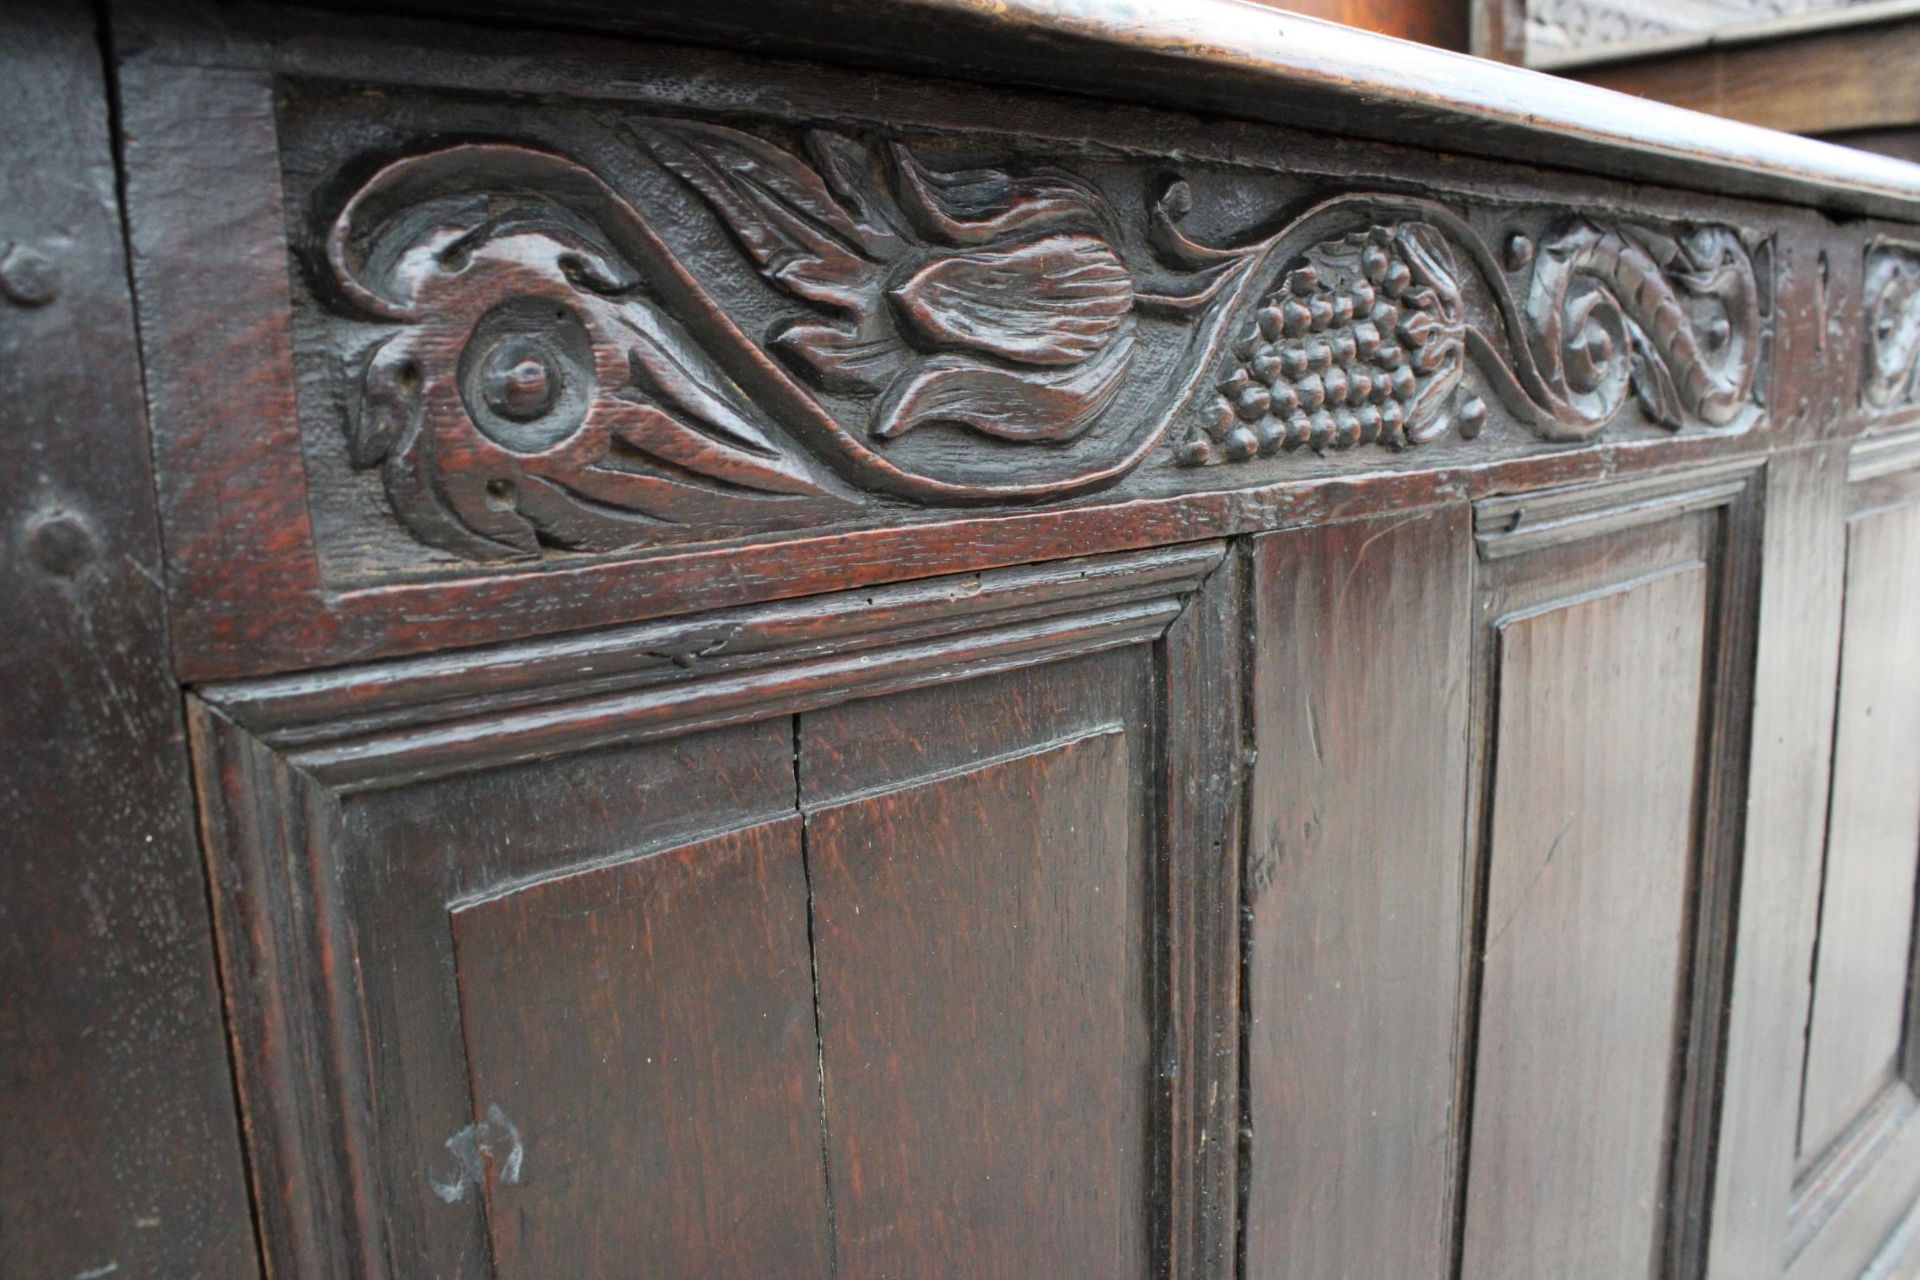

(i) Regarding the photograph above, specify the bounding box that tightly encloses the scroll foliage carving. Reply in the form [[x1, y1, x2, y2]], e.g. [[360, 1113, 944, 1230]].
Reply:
[[327, 147, 848, 562], [1175, 208, 1761, 465], [321, 125, 1766, 560], [1865, 245, 1920, 412]]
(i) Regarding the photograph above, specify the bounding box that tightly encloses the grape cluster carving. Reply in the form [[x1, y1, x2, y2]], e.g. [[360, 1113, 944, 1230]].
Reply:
[[1179, 224, 1485, 464]]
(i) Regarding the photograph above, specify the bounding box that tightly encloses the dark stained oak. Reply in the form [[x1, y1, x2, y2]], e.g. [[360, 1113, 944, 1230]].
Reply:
[[807, 728, 1150, 1280], [450, 816, 833, 1279], [0, 3, 258, 1276], [183, 547, 1233, 1278], [111, 0, 1815, 680], [350, 0, 1920, 217], [1243, 506, 1473, 1280], [1462, 562, 1709, 1279], [1461, 467, 1763, 1280], [798, 653, 1159, 1279], [21, 0, 1920, 1276]]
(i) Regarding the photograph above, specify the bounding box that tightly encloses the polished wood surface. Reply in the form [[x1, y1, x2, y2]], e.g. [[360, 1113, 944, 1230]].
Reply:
[[805, 672, 1150, 1279], [14, 0, 1920, 1276]]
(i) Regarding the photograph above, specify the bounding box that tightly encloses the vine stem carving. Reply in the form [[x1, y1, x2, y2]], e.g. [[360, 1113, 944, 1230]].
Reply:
[[321, 128, 1765, 558], [1168, 196, 1762, 466]]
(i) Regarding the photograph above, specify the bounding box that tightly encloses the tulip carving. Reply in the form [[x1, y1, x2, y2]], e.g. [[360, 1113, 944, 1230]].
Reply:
[[642, 123, 1138, 445]]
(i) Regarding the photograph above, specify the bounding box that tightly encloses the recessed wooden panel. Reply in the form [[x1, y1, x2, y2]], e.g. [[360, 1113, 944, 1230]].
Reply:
[[331, 723, 797, 1279], [192, 549, 1219, 1280], [1461, 563, 1709, 1280], [449, 816, 831, 1280], [1799, 500, 1920, 1165], [1705, 446, 1848, 1280], [1243, 505, 1473, 1280], [804, 722, 1152, 1280]]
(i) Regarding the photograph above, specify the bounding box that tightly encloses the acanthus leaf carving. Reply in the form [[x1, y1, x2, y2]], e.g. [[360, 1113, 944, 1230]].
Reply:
[[319, 126, 1767, 561]]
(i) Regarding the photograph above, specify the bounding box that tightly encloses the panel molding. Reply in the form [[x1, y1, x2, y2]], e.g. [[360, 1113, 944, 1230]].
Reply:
[[1474, 457, 1762, 559], [202, 543, 1223, 791], [189, 540, 1237, 1280], [1463, 560, 1710, 1279], [1462, 462, 1763, 1280], [1792, 1083, 1920, 1260], [1704, 443, 1851, 1280], [1780, 436, 1920, 1278]]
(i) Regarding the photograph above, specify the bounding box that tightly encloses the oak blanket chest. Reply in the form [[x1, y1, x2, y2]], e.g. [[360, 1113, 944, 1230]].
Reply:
[[11, 1, 1920, 1276]]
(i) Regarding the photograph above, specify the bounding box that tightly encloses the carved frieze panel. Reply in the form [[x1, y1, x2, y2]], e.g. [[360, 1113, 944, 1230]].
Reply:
[[293, 96, 1771, 571], [1865, 243, 1920, 414], [1174, 206, 1761, 466]]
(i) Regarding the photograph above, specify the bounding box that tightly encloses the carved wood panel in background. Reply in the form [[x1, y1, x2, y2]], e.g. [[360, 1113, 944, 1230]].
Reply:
[[317, 119, 1770, 563], [1865, 243, 1920, 412]]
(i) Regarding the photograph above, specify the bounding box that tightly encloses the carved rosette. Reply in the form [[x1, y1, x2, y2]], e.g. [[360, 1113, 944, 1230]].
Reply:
[[1865, 245, 1920, 411], [326, 146, 849, 561], [320, 124, 1766, 561]]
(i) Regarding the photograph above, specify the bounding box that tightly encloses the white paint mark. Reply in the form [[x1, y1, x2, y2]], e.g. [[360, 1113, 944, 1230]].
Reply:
[[429, 1102, 525, 1204], [72, 1264, 120, 1279]]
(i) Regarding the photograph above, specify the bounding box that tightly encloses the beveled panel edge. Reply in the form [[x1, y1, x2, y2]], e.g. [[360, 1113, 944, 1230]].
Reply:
[[1849, 423, 1920, 482], [1463, 459, 1766, 1279], [196, 541, 1226, 790], [1473, 455, 1764, 558], [1790, 1081, 1920, 1261]]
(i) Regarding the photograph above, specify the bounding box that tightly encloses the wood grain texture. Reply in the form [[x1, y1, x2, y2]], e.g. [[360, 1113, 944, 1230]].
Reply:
[[31, 0, 1920, 1272], [1706, 445, 1850, 1280], [1157, 549, 1245, 1280], [1462, 563, 1708, 1279], [1789, 1094, 1920, 1279], [206, 543, 1220, 790], [451, 817, 832, 1279], [1242, 505, 1472, 1280], [799, 652, 1157, 1280], [1470, 472, 1763, 1280], [189, 547, 1227, 1278], [193, 701, 803, 1279], [1799, 497, 1920, 1163], [0, 3, 259, 1276], [807, 730, 1151, 1279]]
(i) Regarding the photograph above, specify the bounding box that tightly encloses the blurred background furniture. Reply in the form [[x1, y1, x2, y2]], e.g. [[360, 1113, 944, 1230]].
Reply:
[[1255, 0, 1920, 159]]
